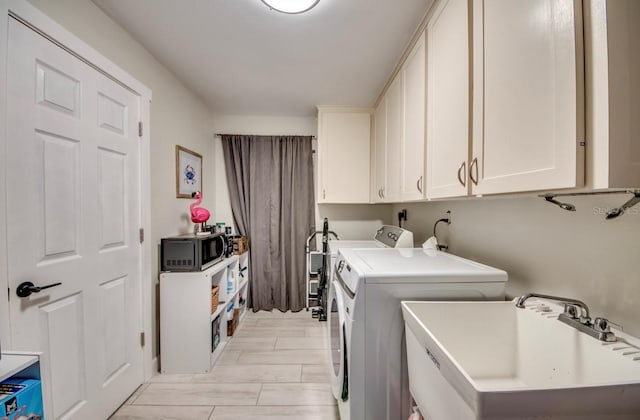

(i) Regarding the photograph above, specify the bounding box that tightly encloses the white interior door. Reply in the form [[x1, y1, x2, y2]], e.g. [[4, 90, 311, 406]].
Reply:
[[6, 18, 143, 419]]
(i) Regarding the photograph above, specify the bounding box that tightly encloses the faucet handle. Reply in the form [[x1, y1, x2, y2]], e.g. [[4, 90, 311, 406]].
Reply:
[[563, 303, 582, 319], [593, 317, 623, 333], [563, 303, 591, 323]]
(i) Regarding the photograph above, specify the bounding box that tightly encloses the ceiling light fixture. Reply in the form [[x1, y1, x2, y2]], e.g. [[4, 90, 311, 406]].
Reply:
[[260, 0, 320, 14]]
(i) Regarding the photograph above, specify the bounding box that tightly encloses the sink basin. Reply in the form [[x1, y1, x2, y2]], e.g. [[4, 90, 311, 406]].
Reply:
[[402, 299, 640, 419]]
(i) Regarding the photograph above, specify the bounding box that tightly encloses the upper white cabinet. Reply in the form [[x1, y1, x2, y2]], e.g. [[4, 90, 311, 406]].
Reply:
[[317, 107, 372, 203], [372, 0, 635, 202], [425, 0, 470, 199], [372, 97, 387, 202], [425, 0, 584, 198], [585, 0, 640, 189], [401, 32, 426, 201], [372, 32, 426, 203], [384, 74, 404, 202], [470, 0, 584, 195]]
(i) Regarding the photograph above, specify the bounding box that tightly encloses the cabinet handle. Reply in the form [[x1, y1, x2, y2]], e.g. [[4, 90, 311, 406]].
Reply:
[[416, 176, 423, 194], [323, 189, 326, 199], [378, 188, 382, 199], [469, 158, 479, 186], [457, 162, 466, 187], [381, 188, 385, 199]]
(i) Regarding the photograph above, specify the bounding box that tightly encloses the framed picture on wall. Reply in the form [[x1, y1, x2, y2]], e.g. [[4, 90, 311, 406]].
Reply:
[[176, 145, 203, 198]]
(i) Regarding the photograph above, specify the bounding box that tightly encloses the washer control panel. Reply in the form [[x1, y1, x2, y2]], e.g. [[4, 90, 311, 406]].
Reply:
[[374, 225, 414, 248]]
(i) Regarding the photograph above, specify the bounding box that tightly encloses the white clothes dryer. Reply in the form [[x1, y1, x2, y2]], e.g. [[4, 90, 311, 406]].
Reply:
[[327, 248, 508, 420]]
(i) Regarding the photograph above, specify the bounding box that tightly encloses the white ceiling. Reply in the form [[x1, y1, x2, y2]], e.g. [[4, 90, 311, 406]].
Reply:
[[92, 0, 432, 116]]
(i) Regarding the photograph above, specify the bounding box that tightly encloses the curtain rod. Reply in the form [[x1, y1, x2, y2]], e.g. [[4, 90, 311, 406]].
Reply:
[[215, 133, 316, 139]]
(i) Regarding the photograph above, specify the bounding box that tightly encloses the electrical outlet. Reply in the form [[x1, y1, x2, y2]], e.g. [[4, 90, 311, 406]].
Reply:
[[399, 209, 408, 221], [446, 210, 452, 224]]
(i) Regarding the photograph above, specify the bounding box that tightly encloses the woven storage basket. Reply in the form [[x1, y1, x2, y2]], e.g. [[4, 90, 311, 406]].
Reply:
[[233, 236, 249, 255], [227, 308, 240, 336], [211, 286, 220, 313]]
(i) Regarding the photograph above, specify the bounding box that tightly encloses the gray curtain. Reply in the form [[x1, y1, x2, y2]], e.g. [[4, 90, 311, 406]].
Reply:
[[221, 135, 316, 312]]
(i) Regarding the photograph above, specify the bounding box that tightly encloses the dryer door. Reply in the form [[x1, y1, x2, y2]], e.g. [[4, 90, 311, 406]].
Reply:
[[327, 280, 347, 401]]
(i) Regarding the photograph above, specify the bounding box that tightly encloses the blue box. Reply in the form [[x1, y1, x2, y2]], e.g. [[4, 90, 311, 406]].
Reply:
[[0, 378, 43, 419]]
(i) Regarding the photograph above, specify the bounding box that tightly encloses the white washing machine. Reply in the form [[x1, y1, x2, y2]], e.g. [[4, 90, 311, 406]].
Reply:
[[327, 225, 413, 282], [327, 248, 508, 420]]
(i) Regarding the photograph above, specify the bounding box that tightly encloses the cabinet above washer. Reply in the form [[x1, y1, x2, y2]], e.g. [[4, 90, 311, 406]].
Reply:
[[317, 107, 372, 204], [372, 32, 426, 203]]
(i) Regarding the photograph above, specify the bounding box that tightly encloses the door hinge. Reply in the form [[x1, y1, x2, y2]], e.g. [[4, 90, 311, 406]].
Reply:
[[139, 228, 144, 243], [138, 121, 143, 137], [140, 332, 145, 347]]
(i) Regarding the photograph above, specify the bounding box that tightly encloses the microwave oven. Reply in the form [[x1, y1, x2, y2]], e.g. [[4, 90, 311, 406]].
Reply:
[[161, 233, 226, 272]]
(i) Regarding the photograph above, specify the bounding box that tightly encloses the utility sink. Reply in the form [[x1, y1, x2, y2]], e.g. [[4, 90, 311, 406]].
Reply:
[[401, 299, 640, 419]]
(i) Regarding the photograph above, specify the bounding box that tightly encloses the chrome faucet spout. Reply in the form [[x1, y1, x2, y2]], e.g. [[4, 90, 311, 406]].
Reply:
[[515, 293, 590, 320]]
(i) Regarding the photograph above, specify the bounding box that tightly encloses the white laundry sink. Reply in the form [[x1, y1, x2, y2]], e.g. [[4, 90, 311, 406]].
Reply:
[[401, 299, 640, 419]]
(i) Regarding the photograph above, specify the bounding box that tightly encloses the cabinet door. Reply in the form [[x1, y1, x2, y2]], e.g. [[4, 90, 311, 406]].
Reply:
[[589, 0, 640, 189], [471, 0, 583, 194], [426, 0, 470, 199], [385, 75, 404, 202], [372, 98, 387, 202], [317, 110, 371, 203], [401, 32, 426, 201], [160, 271, 212, 373]]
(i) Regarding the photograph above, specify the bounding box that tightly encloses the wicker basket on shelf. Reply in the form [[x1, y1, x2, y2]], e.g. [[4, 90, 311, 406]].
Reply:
[[211, 286, 220, 313], [232, 236, 249, 255]]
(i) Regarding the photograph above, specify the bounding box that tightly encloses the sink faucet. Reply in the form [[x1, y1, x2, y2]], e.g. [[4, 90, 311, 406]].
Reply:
[[515, 293, 620, 342], [515, 293, 590, 320]]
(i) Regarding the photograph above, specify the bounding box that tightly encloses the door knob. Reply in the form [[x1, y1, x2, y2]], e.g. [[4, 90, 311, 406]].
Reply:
[[16, 281, 62, 298]]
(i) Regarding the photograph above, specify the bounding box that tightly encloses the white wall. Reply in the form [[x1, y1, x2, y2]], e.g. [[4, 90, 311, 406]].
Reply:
[[392, 195, 640, 337], [212, 114, 392, 240], [25, 0, 216, 359], [317, 204, 392, 240]]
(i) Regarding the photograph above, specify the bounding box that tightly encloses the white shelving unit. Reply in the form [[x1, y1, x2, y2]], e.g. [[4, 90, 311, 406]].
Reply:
[[160, 252, 250, 374]]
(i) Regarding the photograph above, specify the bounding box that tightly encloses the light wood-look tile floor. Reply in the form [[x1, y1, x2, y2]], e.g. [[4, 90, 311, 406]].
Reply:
[[110, 310, 339, 420]]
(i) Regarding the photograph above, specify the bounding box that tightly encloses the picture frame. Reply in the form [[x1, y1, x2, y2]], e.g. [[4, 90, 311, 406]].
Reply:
[[175, 145, 203, 198]]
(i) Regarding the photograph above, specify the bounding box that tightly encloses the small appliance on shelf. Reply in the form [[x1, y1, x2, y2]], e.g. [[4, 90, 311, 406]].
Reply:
[[160, 233, 226, 272]]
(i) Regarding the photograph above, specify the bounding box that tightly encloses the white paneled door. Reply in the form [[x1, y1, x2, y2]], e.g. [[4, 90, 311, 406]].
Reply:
[[6, 18, 143, 419]]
